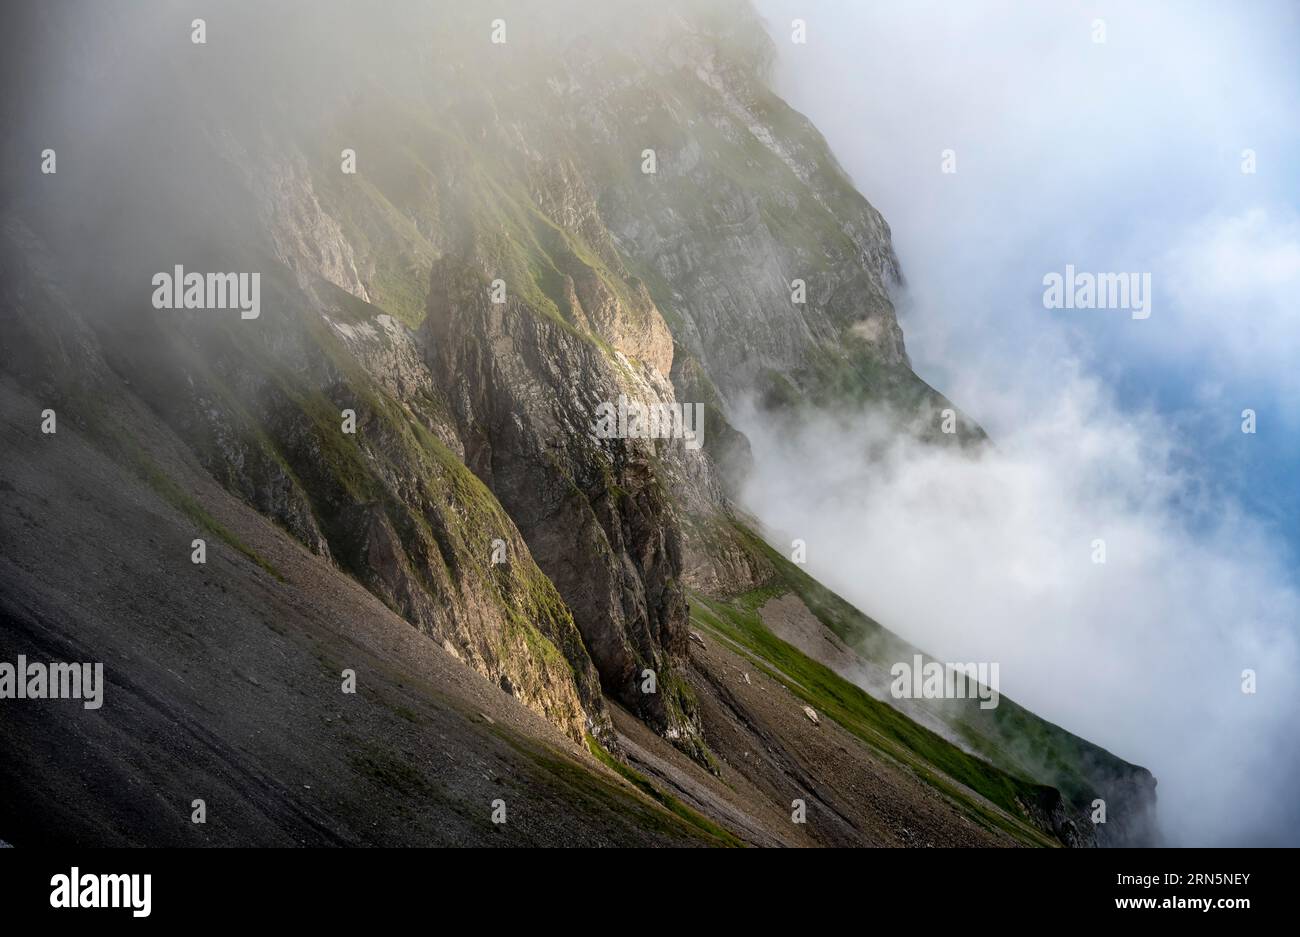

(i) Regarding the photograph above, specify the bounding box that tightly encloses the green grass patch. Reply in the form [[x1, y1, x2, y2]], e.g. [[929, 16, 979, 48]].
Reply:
[[689, 588, 1058, 846], [725, 521, 1125, 813]]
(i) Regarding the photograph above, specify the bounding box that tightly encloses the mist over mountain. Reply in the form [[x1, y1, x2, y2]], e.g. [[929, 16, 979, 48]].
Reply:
[[1, 0, 1283, 849], [747, 0, 1300, 846]]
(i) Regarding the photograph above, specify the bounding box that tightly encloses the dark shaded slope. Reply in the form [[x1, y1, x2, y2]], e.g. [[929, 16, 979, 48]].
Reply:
[[0, 378, 727, 848]]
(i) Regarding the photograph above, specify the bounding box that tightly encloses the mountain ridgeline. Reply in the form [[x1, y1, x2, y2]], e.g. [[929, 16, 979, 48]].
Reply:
[[0, 0, 1155, 847]]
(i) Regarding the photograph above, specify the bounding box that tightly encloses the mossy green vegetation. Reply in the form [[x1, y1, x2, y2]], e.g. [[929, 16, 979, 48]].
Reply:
[[688, 588, 1060, 846], [707, 520, 1138, 837]]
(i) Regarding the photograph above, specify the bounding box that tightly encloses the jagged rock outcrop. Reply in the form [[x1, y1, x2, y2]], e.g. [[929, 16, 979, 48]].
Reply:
[[422, 255, 704, 749], [0, 210, 609, 747]]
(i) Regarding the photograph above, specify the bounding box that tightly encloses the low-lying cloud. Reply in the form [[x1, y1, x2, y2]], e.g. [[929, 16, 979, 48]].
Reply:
[[739, 377, 1300, 845], [747, 0, 1300, 845]]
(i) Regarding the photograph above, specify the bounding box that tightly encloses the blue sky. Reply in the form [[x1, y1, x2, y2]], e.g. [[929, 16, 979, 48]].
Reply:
[[744, 0, 1300, 845]]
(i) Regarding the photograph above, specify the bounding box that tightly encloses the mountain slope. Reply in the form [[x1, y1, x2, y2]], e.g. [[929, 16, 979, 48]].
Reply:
[[0, 0, 1154, 846]]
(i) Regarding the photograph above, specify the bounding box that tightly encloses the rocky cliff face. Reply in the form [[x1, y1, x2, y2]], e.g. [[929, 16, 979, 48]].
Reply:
[[0, 0, 1155, 845], [422, 254, 698, 743]]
